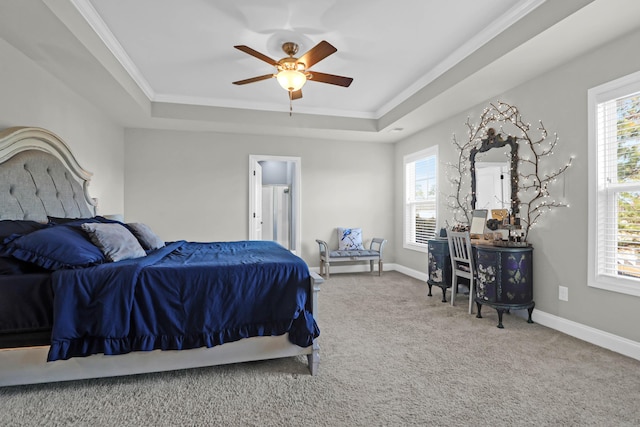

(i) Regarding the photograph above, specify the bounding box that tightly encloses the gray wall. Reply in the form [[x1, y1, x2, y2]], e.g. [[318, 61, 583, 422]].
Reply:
[[0, 39, 125, 214], [123, 128, 395, 265], [395, 27, 640, 342]]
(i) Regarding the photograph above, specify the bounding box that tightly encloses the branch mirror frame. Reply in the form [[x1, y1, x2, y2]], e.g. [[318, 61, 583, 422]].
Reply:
[[470, 128, 520, 215]]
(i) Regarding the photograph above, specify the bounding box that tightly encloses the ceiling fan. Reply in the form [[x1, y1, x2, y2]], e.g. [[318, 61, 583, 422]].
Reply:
[[232, 40, 353, 108]]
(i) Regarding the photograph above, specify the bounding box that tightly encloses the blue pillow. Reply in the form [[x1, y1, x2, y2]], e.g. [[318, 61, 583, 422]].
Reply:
[[0, 220, 47, 251], [3, 224, 105, 270], [0, 220, 47, 239]]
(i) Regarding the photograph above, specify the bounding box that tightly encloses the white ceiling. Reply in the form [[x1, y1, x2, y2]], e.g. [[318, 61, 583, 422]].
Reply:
[[80, 0, 533, 119], [2, 0, 640, 142]]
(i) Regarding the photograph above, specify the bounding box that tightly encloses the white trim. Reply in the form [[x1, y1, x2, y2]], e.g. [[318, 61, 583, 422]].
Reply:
[[309, 262, 640, 362], [404, 242, 429, 254], [70, 0, 156, 100], [587, 71, 640, 297], [527, 310, 640, 362], [154, 94, 378, 120], [398, 265, 640, 362], [309, 263, 428, 282], [403, 146, 438, 252], [375, 0, 546, 118], [391, 264, 428, 282], [248, 155, 302, 254], [71, 0, 544, 120]]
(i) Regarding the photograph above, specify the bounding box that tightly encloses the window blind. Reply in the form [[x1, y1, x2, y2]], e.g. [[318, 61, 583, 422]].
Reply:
[[404, 148, 437, 248], [596, 92, 640, 281]]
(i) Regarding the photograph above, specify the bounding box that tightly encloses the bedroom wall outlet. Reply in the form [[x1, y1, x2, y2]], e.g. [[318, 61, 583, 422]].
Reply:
[[559, 286, 569, 301]]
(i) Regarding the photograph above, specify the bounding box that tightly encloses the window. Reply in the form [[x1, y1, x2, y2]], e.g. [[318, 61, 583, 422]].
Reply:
[[404, 146, 438, 252], [588, 71, 640, 296]]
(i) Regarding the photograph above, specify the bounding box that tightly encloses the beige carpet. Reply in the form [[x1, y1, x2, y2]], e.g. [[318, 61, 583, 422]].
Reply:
[[1, 271, 639, 426]]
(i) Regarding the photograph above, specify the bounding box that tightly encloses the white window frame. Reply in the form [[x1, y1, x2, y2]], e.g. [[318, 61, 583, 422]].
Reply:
[[587, 70, 640, 297], [404, 146, 438, 253]]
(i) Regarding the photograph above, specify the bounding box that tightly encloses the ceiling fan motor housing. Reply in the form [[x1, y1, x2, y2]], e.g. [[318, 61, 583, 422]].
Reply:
[[277, 57, 306, 72], [281, 42, 299, 56]]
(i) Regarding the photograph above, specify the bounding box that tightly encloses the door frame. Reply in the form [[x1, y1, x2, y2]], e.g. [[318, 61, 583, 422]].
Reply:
[[248, 154, 302, 254]]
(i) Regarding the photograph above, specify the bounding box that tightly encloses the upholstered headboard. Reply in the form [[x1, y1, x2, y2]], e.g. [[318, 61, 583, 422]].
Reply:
[[0, 127, 96, 221]]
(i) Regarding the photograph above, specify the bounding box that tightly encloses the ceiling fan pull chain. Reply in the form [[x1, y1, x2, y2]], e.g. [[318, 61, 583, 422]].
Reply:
[[289, 91, 293, 116]]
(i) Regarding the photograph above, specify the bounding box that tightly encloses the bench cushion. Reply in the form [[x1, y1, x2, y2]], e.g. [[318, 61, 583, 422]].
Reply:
[[329, 249, 380, 258]]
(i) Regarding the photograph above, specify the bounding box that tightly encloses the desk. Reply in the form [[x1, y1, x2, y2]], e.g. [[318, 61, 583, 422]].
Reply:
[[427, 239, 535, 328]]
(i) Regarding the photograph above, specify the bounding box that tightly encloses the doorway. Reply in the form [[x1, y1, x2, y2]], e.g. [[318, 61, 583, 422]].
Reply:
[[249, 155, 301, 254]]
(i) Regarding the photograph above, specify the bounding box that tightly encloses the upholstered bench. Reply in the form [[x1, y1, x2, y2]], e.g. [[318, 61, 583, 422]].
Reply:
[[315, 228, 386, 279]]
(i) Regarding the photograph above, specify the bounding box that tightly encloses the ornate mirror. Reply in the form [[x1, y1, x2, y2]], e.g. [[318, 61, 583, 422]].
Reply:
[[470, 128, 520, 214]]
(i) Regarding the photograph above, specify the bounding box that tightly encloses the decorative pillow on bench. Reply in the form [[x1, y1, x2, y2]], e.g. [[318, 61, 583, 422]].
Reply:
[[337, 227, 365, 250]]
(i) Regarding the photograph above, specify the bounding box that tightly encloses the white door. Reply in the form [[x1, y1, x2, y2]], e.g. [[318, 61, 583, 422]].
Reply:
[[248, 155, 301, 254], [262, 186, 273, 241], [249, 161, 262, 240]]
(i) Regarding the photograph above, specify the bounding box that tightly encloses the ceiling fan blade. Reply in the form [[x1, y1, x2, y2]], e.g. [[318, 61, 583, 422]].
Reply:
[[234, 45, 277, 66], [232, 74, 274, 85], [308, 71, 353, 87], [290, 89, 303, 100], [298, 40, 337, 69]]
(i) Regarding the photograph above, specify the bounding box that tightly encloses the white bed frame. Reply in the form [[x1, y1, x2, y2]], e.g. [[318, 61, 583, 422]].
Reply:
[[0, 127, 322, 387]]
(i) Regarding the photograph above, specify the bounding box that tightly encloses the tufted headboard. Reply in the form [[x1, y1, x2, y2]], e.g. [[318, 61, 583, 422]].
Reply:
[[0, 127, 96, 222]]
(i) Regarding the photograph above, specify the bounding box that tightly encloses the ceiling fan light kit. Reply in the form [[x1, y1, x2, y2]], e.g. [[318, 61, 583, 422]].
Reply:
[[233, 40, 353, 113], [276, 69, 307, 92]]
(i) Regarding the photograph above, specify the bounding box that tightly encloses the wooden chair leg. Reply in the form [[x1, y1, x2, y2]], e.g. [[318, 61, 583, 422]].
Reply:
[[450, 278, 457, 307], [370, 260, 374, 273], [378, 260, 383, 276], [468, 280, 474, 314]]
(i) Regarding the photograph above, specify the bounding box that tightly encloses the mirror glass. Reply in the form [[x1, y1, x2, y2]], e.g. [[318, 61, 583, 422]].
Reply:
[[470, 131, 519, 214], [475, 161, 511, 210]]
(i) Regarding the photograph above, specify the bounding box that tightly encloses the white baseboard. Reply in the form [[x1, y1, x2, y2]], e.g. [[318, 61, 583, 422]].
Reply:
[[309, 263, 392, 277], [526, 309, 640, 361], [310, 263, 640, 362], [309, 263, 427, 281], [389, 264, 428, 282]]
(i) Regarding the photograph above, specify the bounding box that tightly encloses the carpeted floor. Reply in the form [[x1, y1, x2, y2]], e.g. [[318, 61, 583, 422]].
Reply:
[[1, 271, 639, 426]]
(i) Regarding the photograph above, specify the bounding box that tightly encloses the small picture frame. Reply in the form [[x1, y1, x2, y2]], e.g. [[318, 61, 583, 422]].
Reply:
[[469, 209, 488, 238]]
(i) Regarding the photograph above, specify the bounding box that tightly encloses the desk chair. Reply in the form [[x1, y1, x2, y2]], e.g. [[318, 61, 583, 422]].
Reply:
[[447, 230, 475, 314]]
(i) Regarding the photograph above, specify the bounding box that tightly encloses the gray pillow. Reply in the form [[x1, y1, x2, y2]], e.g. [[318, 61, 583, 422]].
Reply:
[[127, 222, 165, 250], [81, 223, 146, 262]]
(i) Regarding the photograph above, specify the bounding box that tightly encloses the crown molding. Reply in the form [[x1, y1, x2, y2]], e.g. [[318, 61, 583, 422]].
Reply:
[[374, 0, 547, 118], [71, 0, 156, 100]]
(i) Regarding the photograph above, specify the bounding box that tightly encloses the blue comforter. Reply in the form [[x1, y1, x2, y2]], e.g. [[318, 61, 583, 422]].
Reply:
[[48, 240, 319, 361]]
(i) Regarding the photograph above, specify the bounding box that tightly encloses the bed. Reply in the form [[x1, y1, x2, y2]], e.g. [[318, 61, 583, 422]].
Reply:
[[0, 126, 322, 387]]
